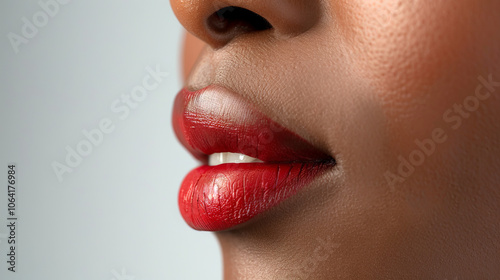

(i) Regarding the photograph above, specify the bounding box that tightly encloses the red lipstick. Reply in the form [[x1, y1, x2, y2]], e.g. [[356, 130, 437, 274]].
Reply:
[[173, 86, 334, 231]]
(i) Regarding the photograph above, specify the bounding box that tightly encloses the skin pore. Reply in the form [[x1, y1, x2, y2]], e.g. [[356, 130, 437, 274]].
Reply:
[[172, 0, 500, 279]]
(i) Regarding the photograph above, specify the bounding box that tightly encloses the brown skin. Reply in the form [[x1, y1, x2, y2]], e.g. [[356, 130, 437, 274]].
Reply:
[[181, 32, 205, 81], [171, 0, 500, 279]]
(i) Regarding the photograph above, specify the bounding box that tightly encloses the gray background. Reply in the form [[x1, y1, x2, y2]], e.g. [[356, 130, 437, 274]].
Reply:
[[0, 1, 221, 279]]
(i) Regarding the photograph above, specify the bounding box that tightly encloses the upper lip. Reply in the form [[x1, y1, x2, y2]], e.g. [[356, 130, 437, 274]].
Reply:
[[172, 85, 333, 164]]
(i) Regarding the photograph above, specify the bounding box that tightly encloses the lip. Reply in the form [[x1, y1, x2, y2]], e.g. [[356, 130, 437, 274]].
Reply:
[[173, 85, 334, 231]]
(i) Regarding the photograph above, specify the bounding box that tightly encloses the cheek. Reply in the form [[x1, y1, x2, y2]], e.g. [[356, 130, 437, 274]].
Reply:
[[339, 0, 500, 151]]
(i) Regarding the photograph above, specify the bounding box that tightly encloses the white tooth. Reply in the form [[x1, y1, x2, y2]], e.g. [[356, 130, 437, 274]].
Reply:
[[208, 153, 263, 166]]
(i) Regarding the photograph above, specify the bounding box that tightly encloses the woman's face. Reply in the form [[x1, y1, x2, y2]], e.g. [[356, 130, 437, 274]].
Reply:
[[171, 0, 500, 278]]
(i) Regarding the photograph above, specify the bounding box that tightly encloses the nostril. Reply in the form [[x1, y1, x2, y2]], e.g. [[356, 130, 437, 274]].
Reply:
[[206, 6, 272, 37]]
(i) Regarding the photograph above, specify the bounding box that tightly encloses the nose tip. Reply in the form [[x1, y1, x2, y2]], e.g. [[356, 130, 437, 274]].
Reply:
[[170, 0, 321, 49]]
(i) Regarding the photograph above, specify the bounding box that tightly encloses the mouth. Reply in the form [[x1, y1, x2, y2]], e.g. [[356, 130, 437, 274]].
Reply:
[[173, 85, 335, 231]]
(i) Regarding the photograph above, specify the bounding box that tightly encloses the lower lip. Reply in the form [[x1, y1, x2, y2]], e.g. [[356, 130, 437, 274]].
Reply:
[[178, 161, 332, 231]]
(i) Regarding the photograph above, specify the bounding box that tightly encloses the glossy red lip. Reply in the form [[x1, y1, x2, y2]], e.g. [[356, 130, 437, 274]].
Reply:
[[173, 86, 334, 231]]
